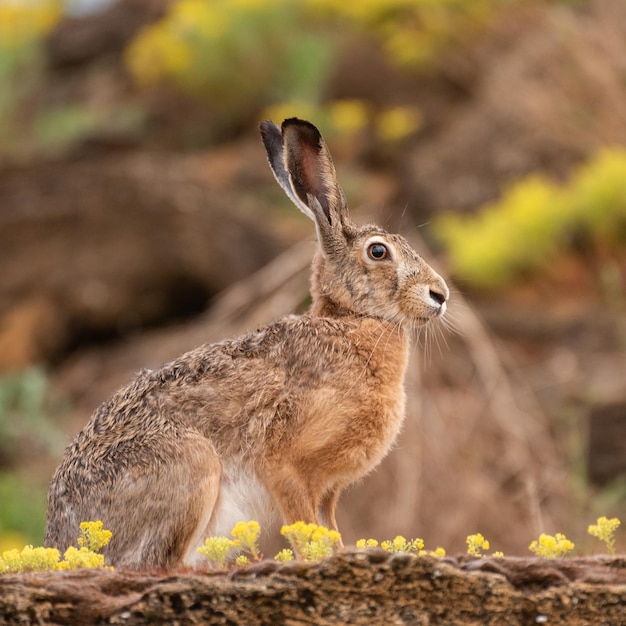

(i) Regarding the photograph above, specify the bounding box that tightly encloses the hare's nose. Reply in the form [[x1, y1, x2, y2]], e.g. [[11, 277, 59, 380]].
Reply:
[[429, 288, 447, 307], [428, 279, 449, 316]]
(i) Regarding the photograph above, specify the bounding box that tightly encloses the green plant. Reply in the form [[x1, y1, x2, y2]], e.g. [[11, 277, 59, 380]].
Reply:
[[0, 473, 47, 548], [0, 368, 66, 548], [0, 0, 61, 156], [0, 367, 64, 463], [33, 103, 146, 156]]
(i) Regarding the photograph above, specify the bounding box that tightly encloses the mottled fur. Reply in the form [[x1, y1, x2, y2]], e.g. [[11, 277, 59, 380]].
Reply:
[[45, 119, 448, 569]]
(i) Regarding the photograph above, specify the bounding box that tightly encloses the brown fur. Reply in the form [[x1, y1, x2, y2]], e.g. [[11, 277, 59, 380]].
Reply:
[[45, 118, 448, 568]]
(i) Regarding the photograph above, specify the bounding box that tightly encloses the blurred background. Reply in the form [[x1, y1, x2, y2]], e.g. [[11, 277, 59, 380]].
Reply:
[[0, 0, 625, 556]]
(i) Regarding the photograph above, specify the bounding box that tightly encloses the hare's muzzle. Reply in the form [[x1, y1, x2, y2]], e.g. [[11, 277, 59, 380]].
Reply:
[[424, 272, 449, 318]]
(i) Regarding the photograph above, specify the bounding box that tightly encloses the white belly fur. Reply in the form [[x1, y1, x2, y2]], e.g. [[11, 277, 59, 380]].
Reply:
[[184, 463, 278, 566]]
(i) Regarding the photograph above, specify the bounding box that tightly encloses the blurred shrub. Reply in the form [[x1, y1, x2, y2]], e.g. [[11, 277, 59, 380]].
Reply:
[[125, 0, 333, 130], [34, 102, 146, 154], [307, 0, 498, 70], [0, 368, 65, 549], [0, 473, 47, 549], [0, 367, 64, 466], [434, 148, 626, 288], [0, 0, 62, 154], [124, 0, 511, 136], [0, 1, 144, 158], [262, 99, 422, 147], [0, 0, 60, 53]]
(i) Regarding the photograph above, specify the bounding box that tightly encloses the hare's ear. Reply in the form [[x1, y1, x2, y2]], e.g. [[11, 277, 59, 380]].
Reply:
[[260, 118, 353, 251], [259, 120, 316, 221]]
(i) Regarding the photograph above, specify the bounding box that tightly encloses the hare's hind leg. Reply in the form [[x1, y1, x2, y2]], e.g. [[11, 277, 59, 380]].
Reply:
[[104, 432, 221, 569]]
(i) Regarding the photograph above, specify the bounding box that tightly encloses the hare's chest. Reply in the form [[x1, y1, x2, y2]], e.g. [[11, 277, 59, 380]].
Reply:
[[210, 462, 279, 537], [365, 383, 407, 460]]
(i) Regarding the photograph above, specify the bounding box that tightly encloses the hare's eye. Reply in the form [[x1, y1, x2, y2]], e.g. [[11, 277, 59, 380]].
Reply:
[[368, 243, 388, 260]]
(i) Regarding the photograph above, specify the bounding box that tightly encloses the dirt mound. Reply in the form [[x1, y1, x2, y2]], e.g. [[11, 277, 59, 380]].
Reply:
[[0, 150, 285, 369]]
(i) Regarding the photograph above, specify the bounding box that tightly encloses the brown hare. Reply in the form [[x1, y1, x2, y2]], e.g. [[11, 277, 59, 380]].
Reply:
[[45, 118, 449, 569]]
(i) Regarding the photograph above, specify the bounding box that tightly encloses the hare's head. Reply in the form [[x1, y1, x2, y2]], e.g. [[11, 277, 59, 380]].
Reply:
[[260, 118, 448, 330]]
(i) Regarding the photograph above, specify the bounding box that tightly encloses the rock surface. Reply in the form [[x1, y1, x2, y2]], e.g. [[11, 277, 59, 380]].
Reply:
[[1, 552, 626, 625]]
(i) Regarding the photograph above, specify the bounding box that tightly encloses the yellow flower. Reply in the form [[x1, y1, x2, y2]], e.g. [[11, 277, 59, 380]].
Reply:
[[0, 0, 61, 50], [197, 536, 235, 568], [274, 548, 294, 562], [356, 538, 379, 549], [280, 522, 342, 561], [231, 521, 261, 560], [466, 533, 490, 557], [588, 516, 620, 555], [529, 533, 575, 558], [376, 106, 422, 143], [60, 546, 106, 570], [328, 99, 369, 135], [0, 546, 61, 574], [381, 536, 424, 553], [0, 521, 112, 574], [78, 521, 112, 552]]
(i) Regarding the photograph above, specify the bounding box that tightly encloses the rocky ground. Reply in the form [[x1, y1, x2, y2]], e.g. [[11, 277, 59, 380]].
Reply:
[[2, 551, 626, 625], [1, 0, 625, 567]]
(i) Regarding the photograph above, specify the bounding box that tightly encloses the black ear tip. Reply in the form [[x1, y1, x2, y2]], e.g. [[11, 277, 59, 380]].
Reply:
[[281, 117, 317, 129], [281, 118, 323, 146]]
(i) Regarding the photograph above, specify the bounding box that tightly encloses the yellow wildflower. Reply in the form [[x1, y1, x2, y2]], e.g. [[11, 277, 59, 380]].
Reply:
[[281, 522, 342, 561], [529, 533, 575, 558], [197, 536, 235, 568], [274, 548, 294, 562], [0, 546, 60, 574], [78, 521, 112, 553], [60, 546, 106, 570], [588, 516, 620, 554], [231, 520, 261, 560], [381, 536, 424, 553], [466, 533, 490, 557], [375, 106, 422, 143]]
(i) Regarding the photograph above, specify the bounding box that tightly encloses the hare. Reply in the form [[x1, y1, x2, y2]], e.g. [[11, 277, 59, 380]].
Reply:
[[44, 118, 449, 569]]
